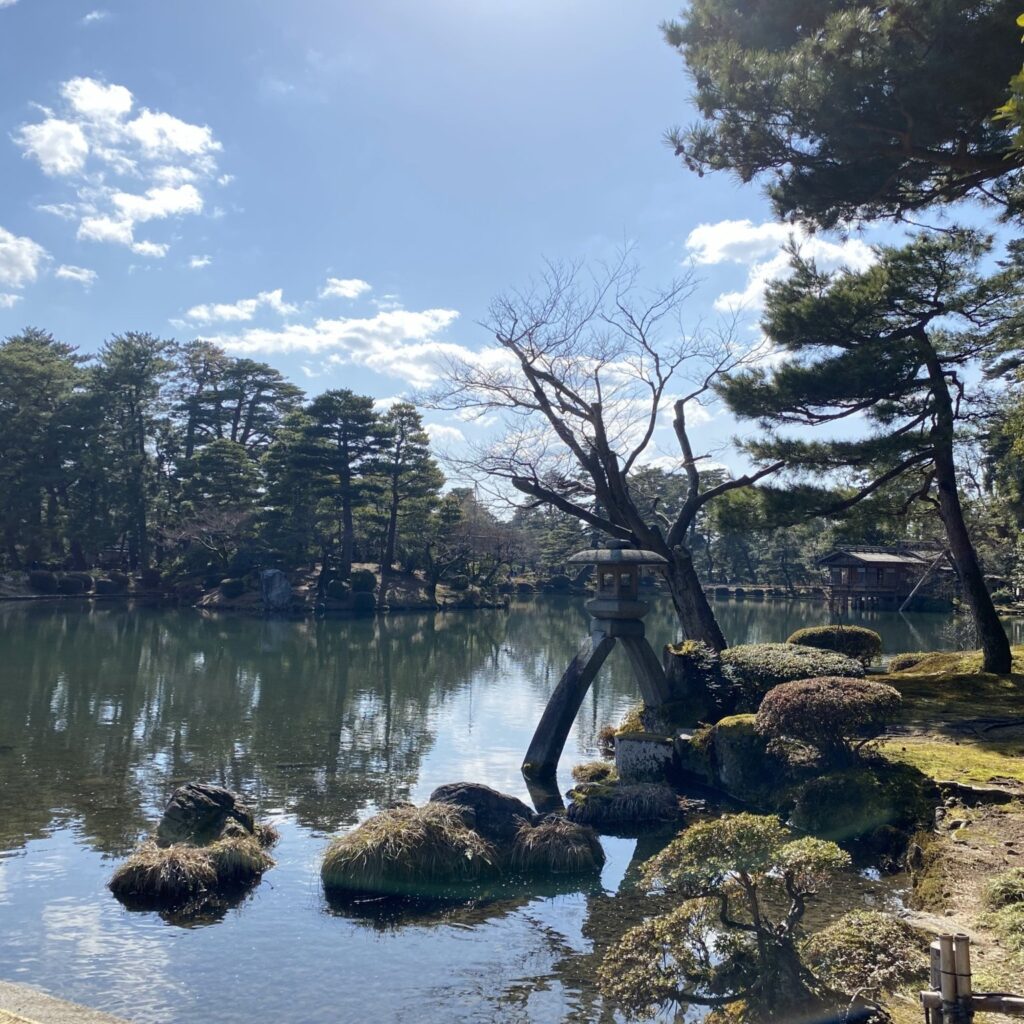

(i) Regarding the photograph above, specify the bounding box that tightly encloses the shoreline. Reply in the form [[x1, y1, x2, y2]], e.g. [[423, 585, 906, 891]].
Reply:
[[0, 981, 131, 1024]]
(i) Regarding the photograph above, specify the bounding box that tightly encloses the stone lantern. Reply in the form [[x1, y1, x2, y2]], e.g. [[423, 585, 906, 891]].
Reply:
[[522, 540, 673, 780]]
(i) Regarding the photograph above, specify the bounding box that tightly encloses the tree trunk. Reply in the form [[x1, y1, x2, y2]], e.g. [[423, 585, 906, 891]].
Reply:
[[664, 549, 728, 651], [919, 334, 1010, 673], [382, 476, 399, 575]]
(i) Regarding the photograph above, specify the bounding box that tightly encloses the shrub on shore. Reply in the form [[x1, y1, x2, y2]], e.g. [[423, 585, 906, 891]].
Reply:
[[786, 625, 882, 666], [349, 569, 377, 593], [27, 570, 58, 594], [887, 652, 929, 672], [720, 643, 864, 710], [756, 676, 901, 767]]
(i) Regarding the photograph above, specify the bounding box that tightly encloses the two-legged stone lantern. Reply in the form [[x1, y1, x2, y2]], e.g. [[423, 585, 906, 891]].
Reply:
[[522, 541, 672, 780]]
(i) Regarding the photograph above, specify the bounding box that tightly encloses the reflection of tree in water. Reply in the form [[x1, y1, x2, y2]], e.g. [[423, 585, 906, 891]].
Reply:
[[0, 604, 511, 854]]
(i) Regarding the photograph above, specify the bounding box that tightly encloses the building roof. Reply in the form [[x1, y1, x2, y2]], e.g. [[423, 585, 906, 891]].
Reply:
[[817, 546, 950, 569]]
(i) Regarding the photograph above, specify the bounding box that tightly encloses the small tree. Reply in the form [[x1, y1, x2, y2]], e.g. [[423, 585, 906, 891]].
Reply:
[[598, 813, 850, 1020], [755, 677, 902, 768]]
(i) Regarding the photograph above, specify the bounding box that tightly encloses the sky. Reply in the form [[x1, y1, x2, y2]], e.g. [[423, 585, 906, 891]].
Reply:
[[0, 0, 880, 468]]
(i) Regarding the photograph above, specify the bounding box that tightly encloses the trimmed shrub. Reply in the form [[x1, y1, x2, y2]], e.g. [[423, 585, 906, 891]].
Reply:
[[326, 580, 350, 600], [27, 570, 59, 594], [64, 571, 94, 592], [756, 676, 901, 767], [219, 578, 246, 598], [320, 803, 499, 896], [991, 588, 1015, 605], [95, 578, 124, 596], [349, 569, 377, 593], [887, 651, 929, 673], [720, 643, 864, 711], [509, 818, 604, 875], [447, 574, 470, 592], [786, 625, 882, 666], [547, 573, 572, 592], [57, 575, 87, 595], [802, 910, 929, 997], [107, 570, 130, 587]]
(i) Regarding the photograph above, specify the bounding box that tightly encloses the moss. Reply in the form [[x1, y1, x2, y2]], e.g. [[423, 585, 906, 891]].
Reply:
[[615, 703, 647, 736], [790, 760, 934, 843], [802, 910, 930, 998], [906, 831, 952, 912], [879, 736, 1024, 786], [887, 652, 930, 673]]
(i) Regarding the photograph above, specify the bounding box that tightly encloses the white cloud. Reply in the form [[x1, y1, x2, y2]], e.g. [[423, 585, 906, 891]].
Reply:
[[0, 293, 20, 308], [55, 264, 97, 286], [15, 119, 89, 176], [320, 277, 371, 300], [15, 77, 224, 258], [78, 215, 133, 246], [112, 184, 202, 222], [82, 9, 109, 23], [0, 1, 18, 9], [131, 240, 169, 258], [373, 395, 406, 411], [424, 423, 466, 444], [685, 218, 876, 312], [189, 254, 212, 269], [209, 308, 467, 387], [186, 288, 297, 323], [0, 226, 47, 289]]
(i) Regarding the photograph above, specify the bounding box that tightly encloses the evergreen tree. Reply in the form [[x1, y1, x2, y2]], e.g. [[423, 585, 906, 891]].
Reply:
[[664, 0, 1024, 226], [718, 230, 1018, 672]]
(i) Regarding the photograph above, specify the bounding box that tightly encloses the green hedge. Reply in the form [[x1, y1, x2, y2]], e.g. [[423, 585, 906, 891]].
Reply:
[[720, 643, 864, 711], [57, 575, 88, 595], [786, 625, 882, 666], [27, 570, 59, 594], [350, 569, 377, 593]]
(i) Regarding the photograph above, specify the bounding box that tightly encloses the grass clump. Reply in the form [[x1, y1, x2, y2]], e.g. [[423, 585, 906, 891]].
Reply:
[[320, 802, 499, 896], [803, 910, 929, 998], [208, 832, 274, 884], [109, 842, 218, 904], [567, 782, 682, 828], [572, 761, 617, 784], [985, 867, 1024, 909], [509, 818, 605, 875], [615, 703, 647, 736], [787, 625, 882, 667]]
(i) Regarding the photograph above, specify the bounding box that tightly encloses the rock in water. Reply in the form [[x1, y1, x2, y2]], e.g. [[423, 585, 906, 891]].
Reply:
[[260, 569, 291, 612], [157, 782, 255, 847], [429, 782, 538, 844]]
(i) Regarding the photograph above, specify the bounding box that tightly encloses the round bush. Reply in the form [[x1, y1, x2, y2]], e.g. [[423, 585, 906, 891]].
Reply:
[[139, 568, 162, 589], [787, 625, 882, 666], [27, 570, 58, 594], [95, 578, 123, 596], [64, 571, 94, 592], [326, 580, 350, 600], [887, 652, 929, 673], [219, 578, 246, 598], [720, 643, 864, 710], [547, 573, 572, 592], [991, 588, 1015, 606], [447, 574, 470, 592], [755, 676, 902, 767], [107, 570, 130, 587], [349, 569, 377, 593], [57, 575, 87, 595]]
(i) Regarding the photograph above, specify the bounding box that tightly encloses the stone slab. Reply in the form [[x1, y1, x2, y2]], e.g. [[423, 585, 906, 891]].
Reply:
[[0, 982, 131, 1024]]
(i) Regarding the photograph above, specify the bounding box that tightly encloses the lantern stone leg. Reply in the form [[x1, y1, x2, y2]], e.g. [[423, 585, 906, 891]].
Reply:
[[522, 632, 616, 780], [522, 541, 671, 783]]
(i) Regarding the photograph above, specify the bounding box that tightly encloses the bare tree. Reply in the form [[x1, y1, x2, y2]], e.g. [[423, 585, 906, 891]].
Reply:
[[428, 252, 781, 650]]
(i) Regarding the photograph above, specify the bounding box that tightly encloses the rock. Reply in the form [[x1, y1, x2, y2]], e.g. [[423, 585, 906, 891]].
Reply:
[[615, 733, 675, 783], [259, 569, 291, 612], [937, 779, 1016, 806], [156, 782, 255, 847], [428, 782, 537, 845]]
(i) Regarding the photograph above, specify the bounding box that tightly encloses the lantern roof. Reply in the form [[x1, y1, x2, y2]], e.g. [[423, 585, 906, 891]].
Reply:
[[567, 540, 668, 567]]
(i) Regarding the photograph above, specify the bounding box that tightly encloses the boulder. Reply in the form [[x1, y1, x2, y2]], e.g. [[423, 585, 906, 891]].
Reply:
[[156, 782, 255, 847], [429, 782, 537, 844], [259, 569, 291, 611]]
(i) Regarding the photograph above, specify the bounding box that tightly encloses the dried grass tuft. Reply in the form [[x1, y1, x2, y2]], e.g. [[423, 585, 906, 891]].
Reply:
[[321, 802, 499, 895], [510, 818, 605, 875], [109, 842, 217, 903], [254, 822, 281, 849], [208, 833, 274, 883], [567, 782, 683, 828], [572, 761, 617, 784]]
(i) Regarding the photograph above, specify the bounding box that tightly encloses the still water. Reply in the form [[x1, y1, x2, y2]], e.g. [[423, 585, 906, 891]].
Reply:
[[0, 598, 1010, 1023]]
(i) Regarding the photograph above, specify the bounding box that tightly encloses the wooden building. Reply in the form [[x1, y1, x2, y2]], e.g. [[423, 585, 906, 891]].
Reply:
[[818, 545, 955, 611]]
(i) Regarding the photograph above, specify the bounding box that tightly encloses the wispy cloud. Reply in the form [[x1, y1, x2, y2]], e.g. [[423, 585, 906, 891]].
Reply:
[[186, 288, 297, 324], [188, 254, 212, 269], [15, 77, 226, 259], [320, 277, 371, 300], [55, 264, 97, 286], [81, 9, 109, 23], [0, 225, 48, 293]]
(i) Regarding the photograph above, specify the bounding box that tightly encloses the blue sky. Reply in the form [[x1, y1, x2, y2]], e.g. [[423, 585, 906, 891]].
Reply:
[[0, 0, 881, 464]]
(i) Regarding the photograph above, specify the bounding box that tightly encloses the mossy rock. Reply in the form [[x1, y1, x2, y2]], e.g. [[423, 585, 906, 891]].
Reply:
[[707, 714, 782, 804], [566, 781, 682, 830], [790, 761, 935, 844]]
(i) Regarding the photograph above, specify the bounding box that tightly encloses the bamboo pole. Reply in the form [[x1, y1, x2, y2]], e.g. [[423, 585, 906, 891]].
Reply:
[[955, 933, 973, 1022], [921, 992, 1024, 1015], [939, 934, 958, 1023]]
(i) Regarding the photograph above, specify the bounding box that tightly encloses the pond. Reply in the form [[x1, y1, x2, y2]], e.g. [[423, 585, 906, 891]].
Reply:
[[0, 597, 1015, 1023]]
